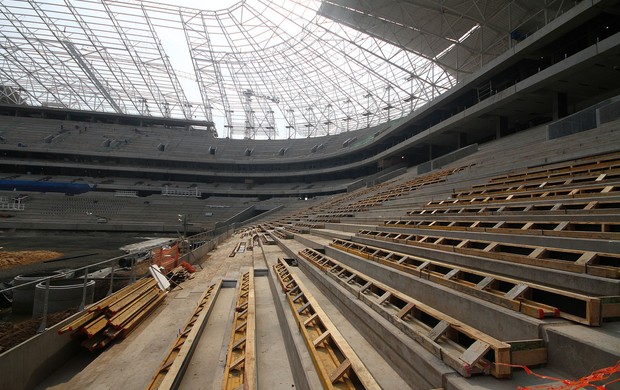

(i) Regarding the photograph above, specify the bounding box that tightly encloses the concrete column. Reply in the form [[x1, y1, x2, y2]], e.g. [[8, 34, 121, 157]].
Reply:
[[495, 116, 508, 139], [456, 132, 467, 149], [553, 92, 568, 120]]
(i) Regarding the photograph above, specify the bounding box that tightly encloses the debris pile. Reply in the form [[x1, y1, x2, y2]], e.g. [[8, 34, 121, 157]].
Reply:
[[0, 250, 63, 269], [58, 277, 166, 351], [166, 262, 195, 286]]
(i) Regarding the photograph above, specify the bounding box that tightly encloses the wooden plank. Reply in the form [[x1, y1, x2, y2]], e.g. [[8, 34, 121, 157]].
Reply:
[[428, 320, 451, 342], [329, 358, 351, 384], [58, 310, 98, 335], [601, 297, 620, 318], [148, 283, 222, 390], [82, 315, 109, 339], [377, 291, 392, 305], [274, 260, 381, 390], [396, 302, 415, 319], [312, 330, 331, 347], [107, 279, 157, 314], [222, 271, 255, 390], [505, 285, 529, 300], [303, 312, 319, 327], [576, 252, 597, 266], [121, 293, 166, 337], [460, 340, 491, 366], [475, 277, 495, 290]]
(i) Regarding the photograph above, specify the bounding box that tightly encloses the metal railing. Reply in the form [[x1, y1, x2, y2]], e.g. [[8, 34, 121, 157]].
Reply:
[[0, 229, 228, 334]]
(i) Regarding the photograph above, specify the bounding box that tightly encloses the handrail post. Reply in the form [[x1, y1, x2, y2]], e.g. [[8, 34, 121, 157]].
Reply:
[[130, 257, 136, 284], [80, 267, 89, 311], [107, 264, 115, 296], [37, 278, 50, 333]]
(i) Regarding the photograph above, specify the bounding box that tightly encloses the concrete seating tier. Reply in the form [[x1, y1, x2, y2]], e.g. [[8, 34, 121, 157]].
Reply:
[[0, 115, 388, 162], [0, 191, 270, 233], [383, 218, 620, 241], [322, 239, 618, 326], [272, 260, 381, 388], [296, 248, 547, 378], [302, 166, 469, 218], [232, 123, 620, 387], [358, 230, 620, 279]]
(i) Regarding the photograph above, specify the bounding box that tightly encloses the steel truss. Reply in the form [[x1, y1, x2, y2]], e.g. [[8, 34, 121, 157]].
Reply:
[[0, 1, 574, 138]]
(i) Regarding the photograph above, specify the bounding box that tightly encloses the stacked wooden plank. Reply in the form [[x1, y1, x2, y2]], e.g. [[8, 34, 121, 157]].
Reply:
[[57, 277, 166, 351]]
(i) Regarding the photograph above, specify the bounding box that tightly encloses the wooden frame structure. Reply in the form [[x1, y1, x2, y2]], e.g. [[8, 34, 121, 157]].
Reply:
[[146, 280, 222, 390], [222, 271, 256, 390], [327, 240, 619, 325], [298, 248, 549, 378], [355, 229, 620, 278], [273, 259, 381, 389]]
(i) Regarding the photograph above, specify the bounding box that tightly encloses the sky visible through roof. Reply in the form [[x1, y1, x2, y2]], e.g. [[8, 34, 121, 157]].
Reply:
[[0, 0, 455, 139]]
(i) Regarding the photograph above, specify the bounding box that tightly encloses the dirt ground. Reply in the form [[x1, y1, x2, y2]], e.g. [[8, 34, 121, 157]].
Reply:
[[0, 309, 76, 353], [0, 231, 163, 355], [0, 231, 158, 283], [0, 250, 63, 269]]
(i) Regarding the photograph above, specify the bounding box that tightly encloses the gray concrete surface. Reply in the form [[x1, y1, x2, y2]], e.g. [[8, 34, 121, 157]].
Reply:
[[179, 286, 235, 390]]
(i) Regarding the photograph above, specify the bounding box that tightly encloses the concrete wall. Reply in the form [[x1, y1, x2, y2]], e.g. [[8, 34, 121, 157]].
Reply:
[[295, 255, 451, 389], [417, 143, 479, 174], [180, 230, 232, 265], [0, 313, 82, 390], [323, 245, 542, 341], [598, 99, 620, 125]]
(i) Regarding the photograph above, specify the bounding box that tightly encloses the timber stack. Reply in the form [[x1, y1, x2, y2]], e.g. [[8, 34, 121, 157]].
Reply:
[[57, 278, 166, 351]]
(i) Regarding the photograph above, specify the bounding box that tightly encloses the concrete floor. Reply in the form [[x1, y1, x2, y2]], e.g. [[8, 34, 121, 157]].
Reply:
[[35, 235, 249, 389], [254, 275, 296, 389], [34, 235, 299, 389], [31, 231, 478, 390], [266, 240, 412, 390], [179, 286, 234, 390]]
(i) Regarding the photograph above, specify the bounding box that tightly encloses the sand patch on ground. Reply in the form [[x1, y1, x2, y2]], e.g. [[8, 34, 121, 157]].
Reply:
[[0, 250, 63, 269]]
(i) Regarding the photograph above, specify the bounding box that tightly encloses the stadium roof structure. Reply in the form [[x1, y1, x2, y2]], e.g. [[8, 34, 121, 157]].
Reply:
[[0, 0, 575, 139]]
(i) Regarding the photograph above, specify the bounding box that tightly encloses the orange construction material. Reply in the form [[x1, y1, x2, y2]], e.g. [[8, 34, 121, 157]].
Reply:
[[152, 243, 179, 273], [180, 261, 196, 273], [497, 361, 620, 390]]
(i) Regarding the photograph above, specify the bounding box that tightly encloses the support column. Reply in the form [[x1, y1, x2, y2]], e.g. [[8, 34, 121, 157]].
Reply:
[[456, 132, 467, 149], [496, 116, 508, 139], [553, 92, 568, 120]]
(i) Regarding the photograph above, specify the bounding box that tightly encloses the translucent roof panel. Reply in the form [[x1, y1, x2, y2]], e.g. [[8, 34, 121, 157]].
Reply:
[[0, 0, 456, 139]]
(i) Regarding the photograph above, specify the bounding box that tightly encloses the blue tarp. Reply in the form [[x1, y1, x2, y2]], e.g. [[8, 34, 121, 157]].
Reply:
[[0, 180, 94, 194]]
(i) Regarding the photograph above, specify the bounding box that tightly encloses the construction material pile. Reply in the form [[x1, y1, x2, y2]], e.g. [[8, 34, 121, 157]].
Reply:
[[57, 277, 166, 351], [0, 250, 62, 269], [166, 262, 195, 287]]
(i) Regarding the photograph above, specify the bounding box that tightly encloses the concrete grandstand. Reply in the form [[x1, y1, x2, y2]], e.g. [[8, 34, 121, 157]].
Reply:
[[1, 1, 620, 389]]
